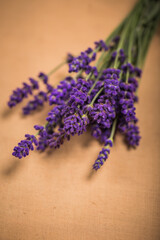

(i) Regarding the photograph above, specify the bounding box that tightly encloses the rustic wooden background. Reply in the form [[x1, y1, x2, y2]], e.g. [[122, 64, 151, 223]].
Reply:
[[0, 0, 160, 239]]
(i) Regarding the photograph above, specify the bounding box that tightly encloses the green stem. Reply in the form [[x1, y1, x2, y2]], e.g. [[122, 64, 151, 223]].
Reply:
[[88, 49, 113, 95], [88, 0, 144, 98], [113, 0, 144, 69], [137, 1, 160, 68], [88, 80, 97, 95], [103, 117, 118, 150], [125, 2, 143, 82], [47, 61, 66, 76], [75, 69, 83, 79], [95, 0, 142, 71], [137, 31, 142, 67], [142, 1, 160, 25], [113, 19, 132, 69], [110, 117, 118, 140], [90, 87, 104, 106], [141, 20, 159, 67]]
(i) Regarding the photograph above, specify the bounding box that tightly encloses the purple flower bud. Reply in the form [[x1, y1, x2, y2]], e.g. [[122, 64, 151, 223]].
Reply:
[[38, 72, 48, 84], [93, 139, 113, 170], [12, 134, 38, 159], [94, 40, 108, 51]]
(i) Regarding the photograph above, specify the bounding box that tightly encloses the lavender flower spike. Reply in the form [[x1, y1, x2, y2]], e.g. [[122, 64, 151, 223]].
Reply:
[[12, 134, 38, 159], [93, 139, 113, 170], [8, 78, 39, 108]]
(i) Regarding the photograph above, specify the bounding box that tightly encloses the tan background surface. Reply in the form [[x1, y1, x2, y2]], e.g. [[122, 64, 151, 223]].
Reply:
[[0, 0, 160, 239]]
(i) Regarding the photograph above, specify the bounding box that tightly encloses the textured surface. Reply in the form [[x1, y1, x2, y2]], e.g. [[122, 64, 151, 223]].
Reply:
[[0, 0, 160, 239]]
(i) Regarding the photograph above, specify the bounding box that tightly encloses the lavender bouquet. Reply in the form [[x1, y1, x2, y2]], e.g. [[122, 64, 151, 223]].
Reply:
[[8, 0, 160, 170]]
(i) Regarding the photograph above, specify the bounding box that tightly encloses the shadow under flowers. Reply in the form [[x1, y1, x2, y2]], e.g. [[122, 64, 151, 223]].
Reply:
[[86, 168, 97, 180], [44, 129, 94, 157], [1, 159, 23, 177], [39, 131, 101, 180], [1, 130, 100, 179]]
